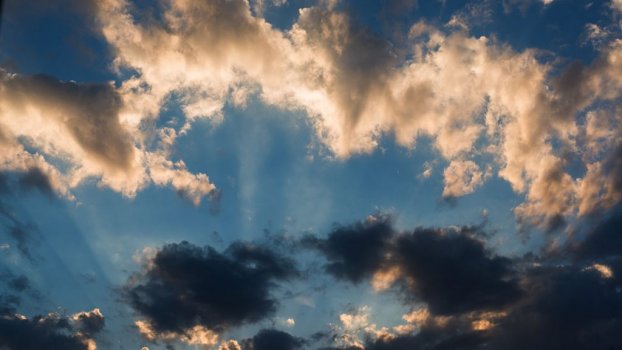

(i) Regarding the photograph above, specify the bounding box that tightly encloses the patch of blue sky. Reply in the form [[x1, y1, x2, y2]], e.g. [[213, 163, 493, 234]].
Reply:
[[0, 0, 115, 82]]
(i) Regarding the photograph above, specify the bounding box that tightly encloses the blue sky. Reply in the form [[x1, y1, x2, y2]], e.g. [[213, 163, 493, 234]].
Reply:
[[1, 0, 622, 349]]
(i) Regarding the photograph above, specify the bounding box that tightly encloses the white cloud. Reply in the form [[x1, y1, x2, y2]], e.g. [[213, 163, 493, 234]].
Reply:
[[87, 0, 622, 226], [0, 69, 216, 205]]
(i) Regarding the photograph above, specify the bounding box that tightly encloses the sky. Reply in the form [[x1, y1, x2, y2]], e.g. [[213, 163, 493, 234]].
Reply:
[[0, 0, 621, 349]]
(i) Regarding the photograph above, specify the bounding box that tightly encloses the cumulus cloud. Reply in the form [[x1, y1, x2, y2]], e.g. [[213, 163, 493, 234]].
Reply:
[[71, 308, 105, 337], [307, 217, 522, 315], [442, 160, 490, 198], [241, 329, 305, 350], [0, 70, 216, 204], [314, 211, 622, 350], [303, 218, 393, 283], [87, 0, 622, 226], [0, 70, 139, 196], [0, 306, 104, 350], [125, 241, 297, 347]]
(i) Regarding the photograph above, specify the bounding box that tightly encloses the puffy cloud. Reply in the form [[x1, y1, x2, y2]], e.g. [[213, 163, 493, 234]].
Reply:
[[302, 217, 393, 283], [319, 210, 622, 350], [308, 217, 522, 315], [0, 307, 104, 350], [219, 339, 243, 350], [90, 0, 622, 225], [326, 262, 622, 350], [393, 228, 521, 315], [576, 110, 622, 216], [330, 306, 396, 348], [0, 70, 216, 204], [125, 241, 297, 347], [241, 329, 305, 350], [442, 160, 490, 198], [0, 70, 140, 196], [71, 308, 105, 337]]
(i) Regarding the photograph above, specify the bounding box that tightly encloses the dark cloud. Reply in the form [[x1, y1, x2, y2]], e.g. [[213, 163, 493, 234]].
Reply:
[[483, 264, 622, 350], [573, 206, 622, 260], [326, 262, 622, 350], [242, 329, 305, 350], [365, 329, 486, 350], [0, 316, 88, 350], [308, 218, 521, 314], [73, 309, 105, 337], [393, 228, 521, 315], [303, 218, 393, 283], [317, 209, 622, 350], [0, 307, 103, 350], [125, 241, 297, 335]]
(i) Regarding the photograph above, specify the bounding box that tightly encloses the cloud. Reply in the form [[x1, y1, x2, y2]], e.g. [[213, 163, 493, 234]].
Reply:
[[317, 208, 622, 349], [308, 217, 522, 315], [90, 0, 622, 226], [0, 307, 104, 350], [481, 263, 622, 350], [324, 262, 622, 350], [302, 217, 393, 283], [0, 70, 216, 204], [125, 241, 297, 347], [71, 308, 105, 337], [571, 206, 622, 260], [393, 228, 521, 315], [442, 160, 490, 198], [241, 329, 305, 350], [0, 71, 138, 195]]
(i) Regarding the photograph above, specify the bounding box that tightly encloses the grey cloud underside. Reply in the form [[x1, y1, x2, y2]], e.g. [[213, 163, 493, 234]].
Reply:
[[0, 71, 134, 171], [125, 241, 297, 334]]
